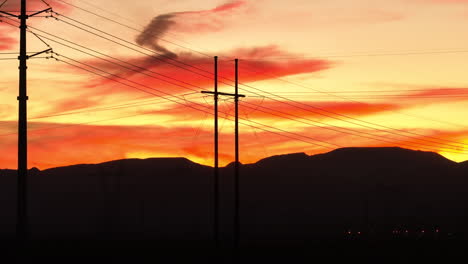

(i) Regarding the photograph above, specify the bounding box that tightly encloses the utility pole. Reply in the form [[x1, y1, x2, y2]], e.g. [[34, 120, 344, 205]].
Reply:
[[0, 1, 52, 243], [17, 0, 28, 243], [201, 58, 245, 258], [234, 58, 240, 260]]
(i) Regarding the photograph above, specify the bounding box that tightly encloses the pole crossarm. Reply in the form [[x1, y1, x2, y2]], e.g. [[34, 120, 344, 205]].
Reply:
[[0, 10, 16, 17], [29, 7, 51, 17], [0, 7, 51, 18], [27, 48, 52, 59], [201, 91, 246, 98]]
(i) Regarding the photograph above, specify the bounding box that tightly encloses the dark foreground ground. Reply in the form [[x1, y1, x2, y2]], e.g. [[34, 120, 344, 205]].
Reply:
[[1, 237, 468, 263]]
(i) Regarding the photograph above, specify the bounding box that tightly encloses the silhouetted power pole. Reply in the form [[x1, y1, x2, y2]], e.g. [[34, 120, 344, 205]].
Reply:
[[234, 58, 240, 260], [201, 57, 245, 256], [0, 1, 51, 242], [202, 56, 220, 248]]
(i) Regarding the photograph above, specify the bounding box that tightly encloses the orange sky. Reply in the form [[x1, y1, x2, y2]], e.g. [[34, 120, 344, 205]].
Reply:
[[1, 0, 468, 169]]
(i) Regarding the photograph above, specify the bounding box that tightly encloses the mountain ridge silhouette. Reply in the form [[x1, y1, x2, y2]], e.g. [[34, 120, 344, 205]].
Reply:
[[0, 147, 466, 242]]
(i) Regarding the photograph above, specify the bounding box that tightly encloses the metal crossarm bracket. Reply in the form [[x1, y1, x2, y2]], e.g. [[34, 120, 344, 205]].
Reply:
[[29, 7, 51, 17], [27, 48, 52, 59], [0, 8, 50, 18], [0, 10, 16, 17], [202, 91, 246, 98]]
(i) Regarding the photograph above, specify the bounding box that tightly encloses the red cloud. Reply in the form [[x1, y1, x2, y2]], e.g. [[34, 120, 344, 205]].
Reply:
[[246, 100, 402, 120], [384, 87, 468, 104], [143, 98, 402, 123], [66, 46, 332, 100]]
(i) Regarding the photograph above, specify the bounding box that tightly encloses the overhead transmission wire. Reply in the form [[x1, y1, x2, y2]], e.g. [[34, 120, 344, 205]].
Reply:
[[237, 99, 467, 154], [50, 53, 468, 154], [9, 42, 337, 148], [247, 94, 468, 99], [1, 15, 464, 154], [2, 18, 343, 149], [44, 10, 468, 151], [23, 27, 206, 92], [54, 0, 212, 58], [232, 64, 468, 146], [1, 68, 323, 149], [239, 49, 468, 60], [2, 7, 336, 149], [234, 56, 468, 121], [2, 12, 464, 153], [50, 11, 214, 79], [46, 49, 468, 153], [30, 93, 203, 120], [54, 0, 468, 133], [51, 56, 341, 149], [0, 20, 338, 149], [2, 15, 464, 154], [54, 0, 468, 59], [237, 82, 468, 150], [29, 24, 467, 154]]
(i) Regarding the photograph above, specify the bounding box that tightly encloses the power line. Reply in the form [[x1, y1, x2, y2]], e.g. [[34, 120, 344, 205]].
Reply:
[[49, 55, 339, 149], [52, 1, 467, 138], [53, 0, 212, 58], [54, 53, 468, 154], [1, 24, 344, 151], [52, 11, 215, 79], [53, 0, 468, 60], [250, 88, 468, 94], [3, 12, 466, 152], [239, 100, 467, 154], [237, 83, 468, 149], [57, 12, 468, 149], [29, 94, 203, 120], [239, 50, 468, 60], [9, 28, 466, 153], [47, 43, 464, 153], [24, 27, 205, 92], [37, 14, 468, 150]]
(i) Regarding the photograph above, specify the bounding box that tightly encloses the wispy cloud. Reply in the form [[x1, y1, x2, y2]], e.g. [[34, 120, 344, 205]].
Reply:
[[136, 0, 246, 57]]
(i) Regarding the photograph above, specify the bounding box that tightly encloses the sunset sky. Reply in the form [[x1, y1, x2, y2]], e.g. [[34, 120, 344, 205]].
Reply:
[[1, 0, 468, 169]]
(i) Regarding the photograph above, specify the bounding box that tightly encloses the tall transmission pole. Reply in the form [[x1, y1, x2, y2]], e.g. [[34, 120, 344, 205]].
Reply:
[[214, 55, 219, 248], [0, 1, 51, 242], [201, 56, 220, 249], [17, 0, 28, 243], [234, 58, 240, 260], [201, 58, 245, 257]]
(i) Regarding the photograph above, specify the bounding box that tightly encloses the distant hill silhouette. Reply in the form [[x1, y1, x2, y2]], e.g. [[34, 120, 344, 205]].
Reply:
[[0, 147, 467, 243]]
